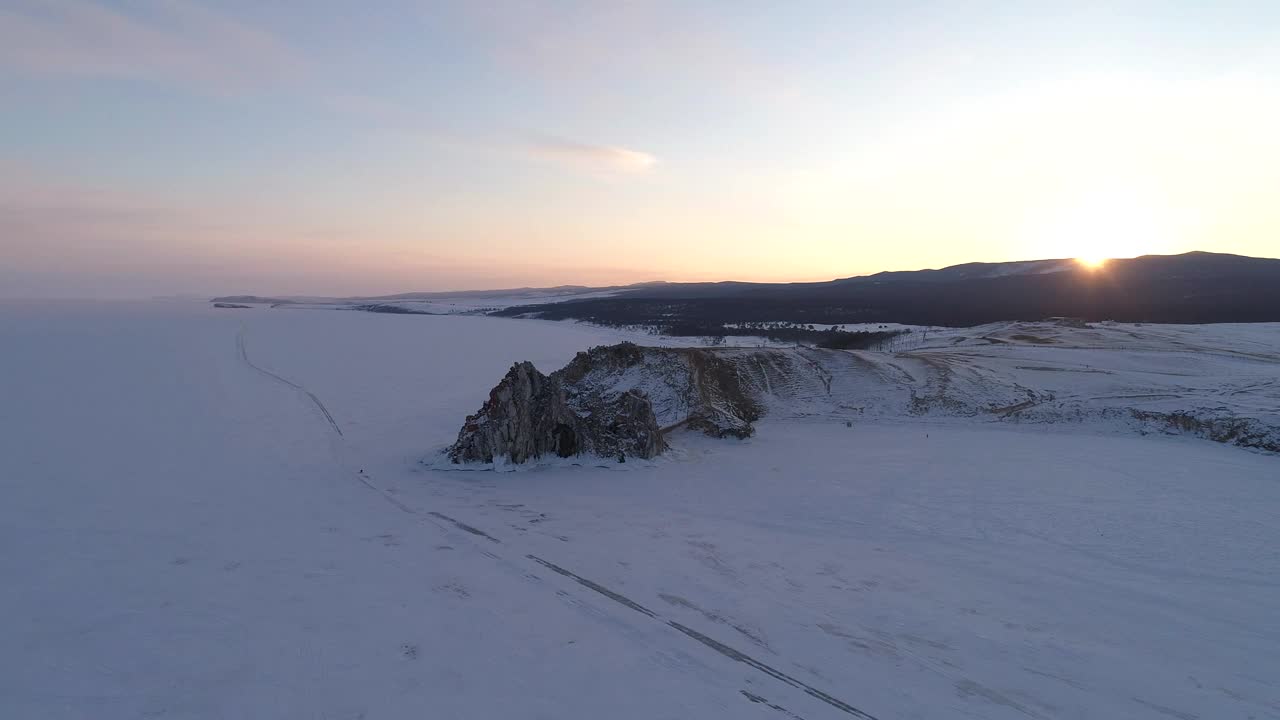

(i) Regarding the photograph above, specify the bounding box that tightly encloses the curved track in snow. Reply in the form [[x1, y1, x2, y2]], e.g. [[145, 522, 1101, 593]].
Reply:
[[237, 325, 344, 437], [232, 322, 884, 720]]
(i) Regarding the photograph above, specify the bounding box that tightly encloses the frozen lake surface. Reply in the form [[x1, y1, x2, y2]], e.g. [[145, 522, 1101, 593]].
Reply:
[[2, 301, 1277, 719]]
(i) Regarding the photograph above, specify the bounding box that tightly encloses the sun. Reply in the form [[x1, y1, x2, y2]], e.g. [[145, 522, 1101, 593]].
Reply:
[[1068, 229, 1122, 269], [1022, 185, 1174, 269]]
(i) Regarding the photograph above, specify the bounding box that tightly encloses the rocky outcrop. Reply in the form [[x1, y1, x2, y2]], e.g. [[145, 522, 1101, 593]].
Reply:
[[556, 343, 762, 439], [446, 331, 1280, 464], [447, 342, 762, 464], [447, 356, 666, 464], [1126, 409, 1280, 454]]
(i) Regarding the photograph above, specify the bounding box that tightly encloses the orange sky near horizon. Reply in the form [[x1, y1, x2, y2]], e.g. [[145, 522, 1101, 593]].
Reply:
[[2, 3, 1278, 298]]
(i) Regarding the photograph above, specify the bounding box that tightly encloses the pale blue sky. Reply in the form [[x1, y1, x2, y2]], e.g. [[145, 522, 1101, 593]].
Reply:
[[2, 1, 1278, 297]]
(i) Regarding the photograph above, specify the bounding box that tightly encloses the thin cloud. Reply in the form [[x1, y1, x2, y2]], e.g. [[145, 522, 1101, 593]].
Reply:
[[0, 0, 305, 91], [309, 101, 659, 176], [527, 137, 658, 174]]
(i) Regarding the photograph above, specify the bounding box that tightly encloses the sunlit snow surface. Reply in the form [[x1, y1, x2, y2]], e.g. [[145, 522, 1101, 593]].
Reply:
[[1, 301, 1277, 719]]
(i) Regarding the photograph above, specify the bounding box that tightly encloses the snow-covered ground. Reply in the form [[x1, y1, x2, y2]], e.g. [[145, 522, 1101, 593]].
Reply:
[[724, 320, 1280, 451], [2, 301, 1277, 719]]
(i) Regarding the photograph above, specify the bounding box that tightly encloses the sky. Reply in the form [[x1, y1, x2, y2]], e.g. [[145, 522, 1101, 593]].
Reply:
[[2, 1, 1278, 298]]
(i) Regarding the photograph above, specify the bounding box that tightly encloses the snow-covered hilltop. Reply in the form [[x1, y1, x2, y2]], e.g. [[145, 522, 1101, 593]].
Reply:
[[449, 319, 1280, 464]]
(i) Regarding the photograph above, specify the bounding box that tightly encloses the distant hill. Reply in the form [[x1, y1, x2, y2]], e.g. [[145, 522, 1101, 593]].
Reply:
[[493, 252, 1280, 327], [210, 282, 667, 306]]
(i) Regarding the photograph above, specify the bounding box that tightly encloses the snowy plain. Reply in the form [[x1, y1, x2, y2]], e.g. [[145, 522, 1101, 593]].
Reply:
[[1, 300, 1278, 720]]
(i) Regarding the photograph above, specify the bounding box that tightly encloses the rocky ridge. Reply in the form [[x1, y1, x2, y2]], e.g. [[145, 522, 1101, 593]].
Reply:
[[447, 343, 761, 464], [447, 323, 1280, 464]]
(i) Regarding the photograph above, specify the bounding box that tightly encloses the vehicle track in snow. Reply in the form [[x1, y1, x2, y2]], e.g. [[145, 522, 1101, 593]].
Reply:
[[236, 326, 344, 436], [235, 324, 883, 720], [527, 555, 881, 720]]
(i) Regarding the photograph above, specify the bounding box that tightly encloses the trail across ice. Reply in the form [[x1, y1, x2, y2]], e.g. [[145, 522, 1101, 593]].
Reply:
[[237, 324, 344, 437], [235, 315, 882, 719]]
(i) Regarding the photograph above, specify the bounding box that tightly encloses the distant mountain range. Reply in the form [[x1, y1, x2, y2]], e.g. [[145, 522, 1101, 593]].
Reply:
[[492, 252, 1280, 327], [215, 251, 1280, 327]]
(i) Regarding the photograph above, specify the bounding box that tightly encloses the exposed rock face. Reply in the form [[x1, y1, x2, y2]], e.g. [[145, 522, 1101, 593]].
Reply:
[[447, 342, 763, 464], [448, 327, 1280, 464], [447, 356, 666, 464], [556, 343, 763, 439]]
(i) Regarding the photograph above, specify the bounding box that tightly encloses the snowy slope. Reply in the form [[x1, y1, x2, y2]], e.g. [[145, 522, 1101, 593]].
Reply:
[[882, 320, 1280, 446], [440, 319, 1280, 457], [717, 320, 1280, 450], [2, 302, 1278, 719]]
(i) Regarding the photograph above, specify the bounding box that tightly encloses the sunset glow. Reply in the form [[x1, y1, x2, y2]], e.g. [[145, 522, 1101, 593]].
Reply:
[[1, 2, 1278, 297]]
